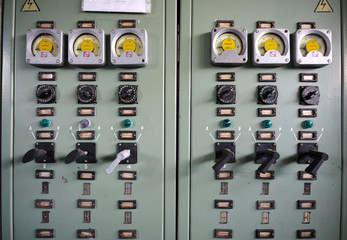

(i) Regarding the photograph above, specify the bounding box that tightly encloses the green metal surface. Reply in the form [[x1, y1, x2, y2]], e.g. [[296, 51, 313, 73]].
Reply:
[[1, 0, 177, 239], [187, 0, 342, 239]]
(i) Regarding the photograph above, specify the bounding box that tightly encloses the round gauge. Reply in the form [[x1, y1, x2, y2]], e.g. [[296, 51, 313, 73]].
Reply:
[[215, 33, 243, 55], [73, 34, 101, 57], [115, 34, 143, 57], [299, 34, 326, 57], [32, 34, 59, 56], [257, 33, 285, 56], [118, 85, 138, 104]]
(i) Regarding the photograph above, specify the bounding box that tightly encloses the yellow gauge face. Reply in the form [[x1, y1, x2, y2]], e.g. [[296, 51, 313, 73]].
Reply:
[[215, 33, 243, 55], [299, 34, 326, 57], [115, 34, 143, 57], [73, 34, 101, 57], [32, 34, 59, 56], [257, 33, 285, 56]]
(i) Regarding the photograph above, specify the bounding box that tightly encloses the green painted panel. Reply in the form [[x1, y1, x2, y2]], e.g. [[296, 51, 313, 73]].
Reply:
[[7, 0, 175, 239], [188, 0, 342, 239]]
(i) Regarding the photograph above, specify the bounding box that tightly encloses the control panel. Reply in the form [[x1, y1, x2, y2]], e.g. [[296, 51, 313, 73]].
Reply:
[[1, 0, 176, 239], [179, 0, 343, 239]]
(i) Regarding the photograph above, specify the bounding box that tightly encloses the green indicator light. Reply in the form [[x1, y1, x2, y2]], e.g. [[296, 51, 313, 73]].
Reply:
[[263, 120, 272, 128], [40, 119, 51, 127], [123, 119, 133, 128], [222, 119, 232, 128], [303, 120, 313, 129]]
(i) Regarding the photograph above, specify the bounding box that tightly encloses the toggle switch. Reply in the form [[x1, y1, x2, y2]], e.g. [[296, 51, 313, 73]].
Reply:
[[22, 143, 55, 163], [65, 149, 87, 164], [304, 150, 329, 176], [104, 149, 131, 175], [257, 149, 280, 174], [65, 143, 96, 164], [213, 142, 235, 173]]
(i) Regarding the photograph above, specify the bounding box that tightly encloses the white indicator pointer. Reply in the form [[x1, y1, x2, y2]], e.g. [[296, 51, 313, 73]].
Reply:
[[104, 149, 131, 175]]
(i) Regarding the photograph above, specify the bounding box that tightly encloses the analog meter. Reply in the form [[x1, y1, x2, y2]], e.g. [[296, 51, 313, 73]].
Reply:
[[294, 28, 332, 66], [68, 22, 105, 66], [252, 26, 290, 66], [110, 28, 148, 66], [26, 22, 65, 66], [211, 25, 247, 65]]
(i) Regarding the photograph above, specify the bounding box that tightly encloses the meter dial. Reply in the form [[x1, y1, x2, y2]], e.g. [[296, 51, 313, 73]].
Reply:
[[215, 33, 243, 55], [257, 33, 285, 56], [115, 34, 143, 57], [299, 34, 326, 57], [36, 85, 56, 104], [73, 34, 101, 57], [77, 85, 97, 104], [32, 34, 59, 56]]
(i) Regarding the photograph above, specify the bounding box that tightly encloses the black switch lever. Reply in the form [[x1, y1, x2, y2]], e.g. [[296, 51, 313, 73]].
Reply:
[[213, 149, 235, 173], [65, 149, 87, 164], [22, 148, 47, 163], [257, 149, 280, 174], [304, 150, 329, 176]]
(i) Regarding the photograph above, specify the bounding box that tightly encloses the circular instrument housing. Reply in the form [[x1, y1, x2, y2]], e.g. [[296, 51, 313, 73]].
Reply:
[[211, 27, 248, 65], [36, 84, 57, 104], [26, 28, 65, 66], [118, 85, 138, 104], [68, 28, 105, 66], [77, 85, 97, 104], [110, 28, 148, 67], [294, 28, 332, 66], [252, 28, 290, 66]]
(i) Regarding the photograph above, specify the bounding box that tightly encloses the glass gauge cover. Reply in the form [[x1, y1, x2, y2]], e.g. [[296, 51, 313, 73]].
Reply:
[[73, 34, 101, 57], [115, 34, 143, 57], [32, 34, 59, 56], [215, 33, 243, 55], [257, 33, 285, 56], [299, 34, 326, 57]]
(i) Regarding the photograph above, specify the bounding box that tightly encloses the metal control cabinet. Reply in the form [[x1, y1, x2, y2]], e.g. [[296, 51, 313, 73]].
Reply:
[[1, 0, 177, 239], [178, 0, 345, 240]]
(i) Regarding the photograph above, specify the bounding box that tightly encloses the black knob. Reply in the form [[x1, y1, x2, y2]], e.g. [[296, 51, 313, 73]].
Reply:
[[257, 149, 280, 173], [258, 85, 278, 104], [212, 149, 235, 173], [65, 149, 87, 164], [300, 86, 320, 105], [77, 85, 97, 104], [36, 84, 56, 104], [305, 150, 329, 176], [217, 85, 236, 104], [22, 148, 47, 163], [118, 85, 138, 104]]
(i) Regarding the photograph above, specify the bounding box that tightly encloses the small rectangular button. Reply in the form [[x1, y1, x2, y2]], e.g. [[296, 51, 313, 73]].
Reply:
[[215, 200, 233, 209], [256, 170, 275, 180], [119, 107, 137, 116], [300, 73, 318, 82], [119, 171, 137, 180], [257, 200, 275, 210], [217, 72, 235, 81], [38, 72, 56, 81], [297, 200, 316, 209], [215, 171, 233, 180], [297, 229, 316, 239], [77, 107, 96, 116], [36, 131, 54, 139], [217, 131, 235, 140], [120, 72, 137, 81], [299, 131, 317, 140], [298, 171, 317, 181], [256, 229, 274, 238], [258, 108, 276, 117], [77, 229, 96, 238], [78, 171, 96, 180], [35, 199, 54, 209], [258, 73, 276, 82], [217, 107, 235, 116], [36, 170, 54, 179], [36, 229, 55, 238], [119, 200, 137, 209], [119, 230, 137, 239], [77, 131, 95, 140], [299, 109, 317, 118], [77, 199, 96, 209], [214, 229, 232, 238], [257, 131, 275, 140], [37, 107, 55, 116], [79, 72, 96, 81]]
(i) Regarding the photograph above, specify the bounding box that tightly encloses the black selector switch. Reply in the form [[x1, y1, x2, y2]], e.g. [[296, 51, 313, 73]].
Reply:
[[77, 85, 97, 104], [118, 85, 138, 104], [213, 142, 235, 173], [22, 142, 55, 163], [216, 85, 236, 104], [258, 85, 278, 104], [305, 150, 329, 176], [300, 86, 320, 105], [257, 149, 280, 174], [65, 143, 96, 164], [36, 85, 56, 104]]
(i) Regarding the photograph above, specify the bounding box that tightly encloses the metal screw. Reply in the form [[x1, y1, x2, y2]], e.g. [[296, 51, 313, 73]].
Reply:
[[56, 59, 60, 63], [28, 30, 31, 33], [327, 30, 330, 34], [56, 30, 60, 34], [69, 59, 73, 63], [111, 30, 116, 34], [255, 30, 259, 33], [69, 30, 73, 34], [98, 59, 102, 63], [298, 59, 302, 63], [242, 29, 246, 33], [99, 30, 102, 34], [285, 58, 289, 62], [328, 59, 331, 63], [141, 29, 144, 33], [298, 30, 301, 34], [26, 59, 30, 63], [112, 60, 116, 63], [213, 58, 216, 62]]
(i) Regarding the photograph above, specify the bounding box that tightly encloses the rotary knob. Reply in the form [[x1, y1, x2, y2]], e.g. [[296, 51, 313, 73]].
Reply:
[[258, 85, 278, 104], [216, 85, 236, 104], [300, 86, 320, 105], [77, 85, 97, 104], [118, 85, 138, 104], [36, 84, 56, 104]]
